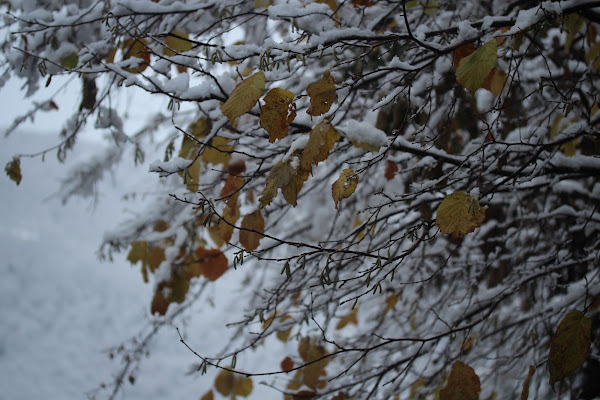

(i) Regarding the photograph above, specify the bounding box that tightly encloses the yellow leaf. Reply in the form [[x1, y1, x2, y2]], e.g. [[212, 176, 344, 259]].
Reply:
[[259, 160, 306, 207], [122, 38, 150, 74], [440, 361, 481, 400], [586, 42, 600, 71], [127, 241, 149, 282], [254, 0, 271, 8], [335, 308, 359, 330], [208, 200, 240, 247], [299, 120, 340, 173], [406, 0, 438, 17], [303, 342, 329, 390], [564, 14, 586, 52], [548, 310, 591, 389], [232, 377, 254, 397], [202, 136, 233, 167], [200, 389, 214, 400], [482, 68, 507, 96], [409, 377, 427, 399], [180, 118, 212, 160], [214, 370, 234, 397], [260, 88, 296, 142], [239, 210, 265, 251], [147, 246, 166, 273], [520, 365, 536, 400], [306, 71, 337, 117], [221, 71, 266, 121], [456, 39, 498, 94], [436, 191, 486, 239], [332, 169, 358, 211], [5, 158, 22, 186], [384, 292, 399, 314], [164, 31, 192, 57]]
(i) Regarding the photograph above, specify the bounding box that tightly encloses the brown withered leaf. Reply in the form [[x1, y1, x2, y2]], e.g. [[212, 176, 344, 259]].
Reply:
[[307, 70, 337, 116], [299, 120, 340, 173], [260, 88, 296, 142], [122, 37, 150, 74], [193, 247, 229, 281], [332, 169, 358, 211], [259, 160, 306, 207], [440, 361, 480, 400], [221, 71, 266, 121], [239, 210, 265, 251]]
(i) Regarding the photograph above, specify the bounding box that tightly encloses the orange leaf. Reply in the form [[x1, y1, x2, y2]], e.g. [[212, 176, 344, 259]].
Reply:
[[452, 43, 476, 68], [260, 88, 296, 142], [239, 210, 265, 251], [306, 71, 337, 116], [281, 356, 294, 372], [150, 287, 169, 315], [384, 161, 398, 180], [200, 389, 214, 400], [193, 248, 229, 281], [335, 307, 359, 330]]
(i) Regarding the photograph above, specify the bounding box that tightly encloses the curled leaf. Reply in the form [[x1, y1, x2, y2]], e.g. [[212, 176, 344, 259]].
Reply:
[[5, 158, 22, 185]]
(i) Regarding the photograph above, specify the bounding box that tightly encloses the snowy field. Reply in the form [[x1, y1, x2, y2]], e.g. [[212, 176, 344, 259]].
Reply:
[[0, 80, 281, 399]]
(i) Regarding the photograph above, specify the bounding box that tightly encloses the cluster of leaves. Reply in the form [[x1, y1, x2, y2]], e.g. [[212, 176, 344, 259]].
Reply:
[[2, 0, 600, 399]]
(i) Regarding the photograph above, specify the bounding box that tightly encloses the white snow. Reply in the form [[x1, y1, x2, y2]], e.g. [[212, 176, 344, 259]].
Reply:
[[339, 119, 387, 149]]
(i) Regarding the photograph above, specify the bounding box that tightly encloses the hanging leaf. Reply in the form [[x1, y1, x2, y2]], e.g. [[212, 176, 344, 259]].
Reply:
[[481, 68, 507, 96], [335, 308, 359, 330], [221, 71, 266, 121], [193, 247, 229, 281], [259, 160, 305, 208], [384, 161, 399, 180], [201, 136, 233, 167], [232, 376, 254, 397], [409, 377, 427, 399], [520, 365, 536, 400], [456, 39, 498, 94], [200, 390, 214, 400], [440, 361, 481, 400], [436, 191, 486, 239], [147, 246, 166, 273], [5, 158, 22, 185], [163, 31, 193, 56], [332, 169, 358, 211], [299, 120, 340, 173], [127, 241, 150, 282], [260, 88, 296, 142], [122, 38, 150, 74], [208, 198, 240, 246], [59, 52, 79, 69], [384, 292, 400, 314], [452, 43, 476, 68], [564, 14, 586, 52], [548, 310, 591, 389], [281, 356, 294, 372], [150, 287, 169, 316], [220, 173, 245, 206], [239, 210, 265, 251], [214, 369, 235, 396], [306, 71, 337, 117]]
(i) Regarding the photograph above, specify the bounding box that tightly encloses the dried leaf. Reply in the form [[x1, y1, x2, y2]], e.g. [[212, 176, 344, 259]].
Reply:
[[259, 160, 305, 208], [548, 310, 591, 389], [153, 220, 169, 232], [281, 356, 294, 372], [299, 120, 340, 173], [481, 68, 507, 96], [193, 248, 229, 281], [585, 42, 600, 71], [306, 71, 337, 116], [200, 389, 214, 400], [122, 38, 150, 74], [384, 161, 399, 180], [332, 169, 358, 211], [239, 210, 265, 251], [520, 365, 536, 400], [384, 292, 400, 314], [440, 361, 481, 400], [208, 199, 240, 246], [335, 308, 359, 330], [5, 158, 22, 185], [436, 191, 486, 239], [164, 31, 193, 57], [410, 377, 427, 399], [456, 39, 498, 94], [214, 369, 234, 397], [260, 88, 296, 142], [150, 288, 169, 316], [564, 14, 586, 52], [221, 71, 266, 121], [147, 246, 166, 273], [201, 136, 233, 167], [232, 377, 253, 397]]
